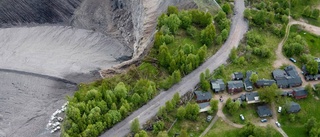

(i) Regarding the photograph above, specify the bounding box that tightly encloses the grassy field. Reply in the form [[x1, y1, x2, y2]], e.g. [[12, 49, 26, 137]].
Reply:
[[167, 113, 211, 137], [204, 118, 239, 137], [212, 28, 281, 82], [289, 25, 320, 57], [278, 95, 320, 137], [223, 103, 263, 124], [204, 118, 282, 137]]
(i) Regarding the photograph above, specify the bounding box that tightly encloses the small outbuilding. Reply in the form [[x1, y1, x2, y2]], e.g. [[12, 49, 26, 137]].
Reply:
[[287, 102, 301, 113], [210, 79, 226, 93], [232, 72, 244, 80], [292, 87, 308, 99], [257, 105, 272, 118]]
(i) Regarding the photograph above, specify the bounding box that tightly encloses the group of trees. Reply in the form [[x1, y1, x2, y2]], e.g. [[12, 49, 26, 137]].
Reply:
[[301, 54, 319, 75], [303, 6, 320, 19], [239, 122, 277, 137], [283, 33, 306, 57], [214, 11, 231, 45], [225, 98, 241, 115], [200, 69, 211, 91], [63, 79, 157, 137], [304, 117, 320, 137], [258, 84, 281, 103]]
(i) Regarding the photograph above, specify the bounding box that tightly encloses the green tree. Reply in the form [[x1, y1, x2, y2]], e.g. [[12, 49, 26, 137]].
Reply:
[[229, 47, 237, 63], [303, 6, 312, 17], [210, 99, 219, 111], [157, 131, 169, 137], [131, 118, 140, 134], [200, 24, 216, 46], [197, 45, 207, 63], [114, 82, 128, 100], [165, 14, 181, 34], [119, 105, 128, 117], [178, 11, 192, 29], [305, 117, 318, 132], [167, 6, 178, 15], [135, 130, 149, 137], [176, 106, 186, 120], [131, 93, 141, 107], [214, 11, 227, 24], [158, 44, 172, 68], [157, 106, 167, 118], [165, 101, 174, 112], [185, 102, 200, 120], [312, 9, 320, 19], [289, 114, 296, 122], [153, 121, 165, 134], [172, 70, 181, 83], [306, 59, 319, 75], [173, 92, 180, 105], [250, 73, 258, 83], [258, 84, 281, 103], [222, 3, 232, 15]]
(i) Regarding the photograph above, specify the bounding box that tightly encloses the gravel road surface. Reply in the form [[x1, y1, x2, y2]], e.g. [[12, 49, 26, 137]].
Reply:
[[100, 0, 248, 136]]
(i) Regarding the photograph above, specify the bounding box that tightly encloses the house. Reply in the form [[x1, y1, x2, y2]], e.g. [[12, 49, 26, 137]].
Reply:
[[272, 66, 302, 88], [287, 102, 301, 113], [292, 87, 308, 99], [302, 65, 320, 81], [198, 102, 211, 112], [244, 71, 256, 91], [227, 81, 244, 94], [194, 91, 212, 103], [232, 72, 244, 80], [245, 92, 260, 104], [255, 79, 276, 88], [257, 105, 272, 118], [210, 79, 226, 93]]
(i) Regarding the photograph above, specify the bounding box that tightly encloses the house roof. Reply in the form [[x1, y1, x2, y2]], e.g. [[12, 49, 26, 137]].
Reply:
[[233, 72, 244, 79], [194, 91, 212, 101], [198, 102, 210, 109], [246, 92, 259, 101], [257, 105, 272, 117], [272, 69, 287, 80], [246, 71, 257, 79], [256, 79, 275, 86], [293, 87, 308, 97], [227, 81, 244, 89], [210, 79, 225, 89], [288, 102, 301, 113]]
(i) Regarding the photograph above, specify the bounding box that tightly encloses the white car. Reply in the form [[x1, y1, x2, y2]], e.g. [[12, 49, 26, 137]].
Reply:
[[240, 114, 245, 121], [278, 106, 282, 113], [275, 121, 281, 128]]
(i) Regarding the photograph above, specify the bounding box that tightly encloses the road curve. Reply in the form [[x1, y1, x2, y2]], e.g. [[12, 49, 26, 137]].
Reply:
[[100, 0, 248, 136]]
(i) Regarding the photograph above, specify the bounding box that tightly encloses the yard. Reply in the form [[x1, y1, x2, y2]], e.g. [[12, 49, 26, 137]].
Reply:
[[278, 95, 320, 137], [223, 102, 271, 124], [290, 25, 320, 57]]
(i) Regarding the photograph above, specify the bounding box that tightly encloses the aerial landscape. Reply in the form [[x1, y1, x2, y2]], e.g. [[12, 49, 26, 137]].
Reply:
[[1, 0, 320, 137]]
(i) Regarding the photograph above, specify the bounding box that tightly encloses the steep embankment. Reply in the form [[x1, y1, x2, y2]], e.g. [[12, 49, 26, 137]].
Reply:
[[0, 0, 196, 137]]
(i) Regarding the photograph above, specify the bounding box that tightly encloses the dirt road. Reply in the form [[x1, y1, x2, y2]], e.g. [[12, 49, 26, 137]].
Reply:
[[100, 0, 249, 136]]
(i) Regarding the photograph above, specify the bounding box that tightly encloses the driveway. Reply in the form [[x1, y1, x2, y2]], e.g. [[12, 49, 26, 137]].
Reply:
[[100, 0, 249, 136]]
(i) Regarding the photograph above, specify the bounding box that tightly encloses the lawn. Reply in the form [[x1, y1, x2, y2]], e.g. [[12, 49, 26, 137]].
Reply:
[[204, 118, 282, 137], [223, 102, 270, 125], [212, 28, 281, 82], [278, 95, 320, 137], [168, 113, 211, 137], [289, 25, 320, 57], [204, 118, 239, 137]]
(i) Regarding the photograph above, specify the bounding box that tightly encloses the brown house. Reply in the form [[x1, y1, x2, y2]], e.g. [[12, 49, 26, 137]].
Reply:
[[194, 91, 212, 103], [292, 87, 308, 99], [227, 81, 244, 94]]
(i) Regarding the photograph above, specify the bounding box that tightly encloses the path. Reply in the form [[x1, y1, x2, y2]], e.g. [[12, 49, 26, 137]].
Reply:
[[100, 0, 248, 136], [199, 115, 218, 137]]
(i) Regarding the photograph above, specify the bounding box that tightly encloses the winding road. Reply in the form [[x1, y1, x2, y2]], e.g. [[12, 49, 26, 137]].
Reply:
[[100, 0, 248, 136]]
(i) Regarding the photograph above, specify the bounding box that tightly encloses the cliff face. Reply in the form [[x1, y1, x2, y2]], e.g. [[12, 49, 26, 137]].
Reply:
[[0, 0, 195, 68]]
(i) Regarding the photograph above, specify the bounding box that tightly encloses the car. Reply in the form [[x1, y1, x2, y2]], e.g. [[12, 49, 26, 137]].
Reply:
[[289, 58, 297, 63], [275, 121, 281, 128], [240, 114, 245, 121], [278, 106, 282, 113], [207, 115, 213, 122], [260, 119, 268, 123]]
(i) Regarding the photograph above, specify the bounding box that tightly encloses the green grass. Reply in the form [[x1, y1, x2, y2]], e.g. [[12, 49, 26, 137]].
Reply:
[[278, 95, 320, 137], [290, 25, 320, 57], [168, 113, 211, 137], [223, 104, 262, 125], [213, 28, 282, 82], [204, 118, 239, 137]]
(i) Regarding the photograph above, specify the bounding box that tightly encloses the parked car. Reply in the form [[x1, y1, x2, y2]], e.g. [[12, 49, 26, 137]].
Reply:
[[289, 58, 297, 63], [207, 115, 213, 122], [275, 121, 281, 128], [260, 119, 268, 123], [278, 106, 282, 113], [240, 114, 245, 121]]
